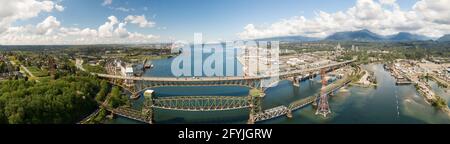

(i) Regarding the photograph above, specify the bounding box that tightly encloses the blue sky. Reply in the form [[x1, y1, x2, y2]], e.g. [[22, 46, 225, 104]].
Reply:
[[2, 0, 449, 44]]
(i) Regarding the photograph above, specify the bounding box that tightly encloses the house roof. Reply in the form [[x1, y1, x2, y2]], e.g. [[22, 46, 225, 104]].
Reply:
[[125, 67, 133, 73]]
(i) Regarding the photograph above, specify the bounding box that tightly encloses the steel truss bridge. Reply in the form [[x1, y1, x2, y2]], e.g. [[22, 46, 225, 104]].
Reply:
[[107, 106, 151, 123], [89, 58, 356, 124], [152, 96, 249, 111], [105, 74, 352, 124], [249, 75, 352, 123], [94, 58, 355, 94]]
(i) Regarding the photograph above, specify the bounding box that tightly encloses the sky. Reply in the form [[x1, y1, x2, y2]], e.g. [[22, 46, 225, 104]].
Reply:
[[0, 0, 449, 45]]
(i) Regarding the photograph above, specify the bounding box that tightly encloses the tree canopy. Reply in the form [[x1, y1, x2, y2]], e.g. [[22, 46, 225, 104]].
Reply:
[[0, 76, 100, 124]]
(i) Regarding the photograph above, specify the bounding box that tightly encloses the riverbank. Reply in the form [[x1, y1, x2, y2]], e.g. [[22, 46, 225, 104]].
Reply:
[[387, 61, 450, 115], [428, 74, 450, 89], [350, 65, 377, 88]]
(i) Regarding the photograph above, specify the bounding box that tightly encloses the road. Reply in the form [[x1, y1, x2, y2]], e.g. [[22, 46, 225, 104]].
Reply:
[[21, 65, 36, 78], [75, 58, 87, 72]]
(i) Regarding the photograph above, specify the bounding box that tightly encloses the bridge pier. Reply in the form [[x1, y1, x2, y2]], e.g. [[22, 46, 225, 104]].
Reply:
[[286, 109, 293, 118], [130, 92, 140, 99], [291, 76, 300, 87], [247, 115, 255, 124], [312, 99, 318, 107], [309, 72, 314, 80], [143, 90, 154, 124], [248, 89, 264, 124]]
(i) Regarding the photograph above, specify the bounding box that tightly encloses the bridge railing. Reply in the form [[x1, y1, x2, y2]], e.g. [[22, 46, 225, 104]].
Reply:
[[253, 106, 289, 122], [152, 96, 249, 111]]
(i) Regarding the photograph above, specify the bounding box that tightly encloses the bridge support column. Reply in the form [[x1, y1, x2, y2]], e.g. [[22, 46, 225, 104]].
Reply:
[[247, 115, 255, 124], [309, 72, 314, 80], [312, 94, 318, 107], [130, 92, 140, 99], [286, 109, 293, 118], [248, 88, 264, 124], [291, 77, 299, 87], [143, 90, 154, 124]]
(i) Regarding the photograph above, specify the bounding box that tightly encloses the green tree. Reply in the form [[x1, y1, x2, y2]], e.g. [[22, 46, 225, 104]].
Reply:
[[109, 86, 128, 108], [0, 76, 101, 124], [95, 80, 109, 102]]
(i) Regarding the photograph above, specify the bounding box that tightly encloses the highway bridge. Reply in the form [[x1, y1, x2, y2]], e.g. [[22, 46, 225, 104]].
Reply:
[[249, 74, 353, 123], [91, 58, 355, 96], [78, 57, 356, 124], [101, 72, 352, 124], [152, 96, 249, 111]]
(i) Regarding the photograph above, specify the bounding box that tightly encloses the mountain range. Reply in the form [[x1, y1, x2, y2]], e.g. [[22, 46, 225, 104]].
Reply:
[[324, 29, 432, 41], [254, 35, 320, 42], [437, 34, 450, 42], [253, 29, 446, 42]]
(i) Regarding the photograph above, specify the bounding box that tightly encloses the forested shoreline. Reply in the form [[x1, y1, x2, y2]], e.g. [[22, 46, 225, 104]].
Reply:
[[0, 75, 100, 124]]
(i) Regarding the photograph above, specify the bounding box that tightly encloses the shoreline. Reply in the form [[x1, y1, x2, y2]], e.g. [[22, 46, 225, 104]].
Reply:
[[383, 61, 450, 116]]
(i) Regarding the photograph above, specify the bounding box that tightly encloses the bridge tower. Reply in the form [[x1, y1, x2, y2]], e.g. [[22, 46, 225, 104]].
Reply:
[[286, 109, 293, 118], [248, 88, 264, 124], [142, 90, 154, 124], [292, 76, 300, 87], [315, 68, 331, 117]]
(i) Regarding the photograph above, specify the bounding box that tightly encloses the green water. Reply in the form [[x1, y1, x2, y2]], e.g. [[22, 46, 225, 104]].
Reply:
[[107, 45, 450, 124], [107, 64, 450, 124]]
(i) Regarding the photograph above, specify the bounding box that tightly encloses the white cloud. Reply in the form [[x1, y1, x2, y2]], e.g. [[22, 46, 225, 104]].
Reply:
[[114, 23, 129, 38], [0, 15, 160, 45], [0, 1, 160, 44], [379, 0, 397, 5], [125, 15, 155, 28], [0, 0, 57, 33], [102, 0, 112, 6], [59, 27, 98, 37], [36, 16, 61, 35], [128, 32, 159, 41], [413, 0, 450, 24], [55, 4, 64, 12], [98, 15, 118, 37], [157, 26, 167, 30], [238, 0, 450, 39], [115, 7, 133, 12]]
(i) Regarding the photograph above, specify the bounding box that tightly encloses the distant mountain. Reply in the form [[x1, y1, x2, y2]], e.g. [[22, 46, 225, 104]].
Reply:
[[324, 29, 432, 42], [254, 35, 320, 42], [254, 30, 434, 42], [437, 34, 450, 42], [387, 32, 431, 41], [324, 29, 384, 41]]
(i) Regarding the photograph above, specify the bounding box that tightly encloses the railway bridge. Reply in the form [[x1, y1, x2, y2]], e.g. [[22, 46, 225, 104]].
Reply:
[[82, 58, 356, 124], [94, 58, 355, 96]]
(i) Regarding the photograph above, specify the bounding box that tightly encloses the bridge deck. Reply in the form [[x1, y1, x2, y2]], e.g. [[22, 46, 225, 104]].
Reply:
[[153, 96, 249, 111], [105, 106, 150, 123], [253, 74, 353, 123]]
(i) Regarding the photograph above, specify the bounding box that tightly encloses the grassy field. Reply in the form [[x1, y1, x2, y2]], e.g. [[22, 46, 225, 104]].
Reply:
[[83, 64, 106, 73], [7, 56, 20, 66], [27, 66, 48, 77]]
